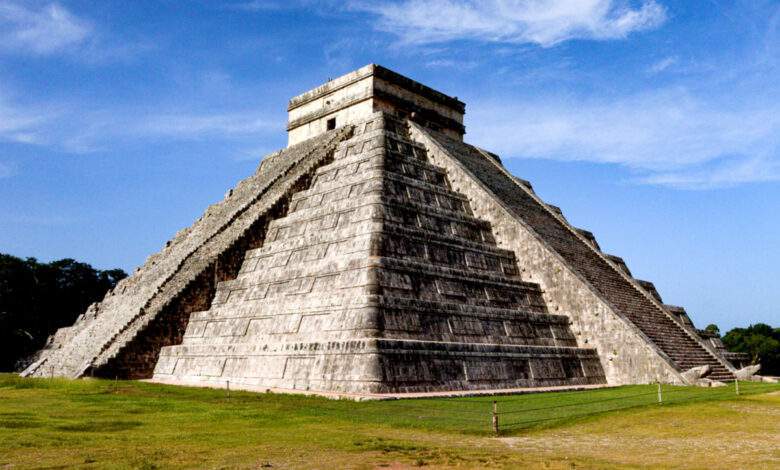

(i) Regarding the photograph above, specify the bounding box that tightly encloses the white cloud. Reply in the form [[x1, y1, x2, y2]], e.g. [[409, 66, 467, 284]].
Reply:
[[0, 1, 91, 55], [638, 156, 780, 189], [0, 92, 52, 145], [425, 58, 479, 69], [136, 113, 277, 138], [51, 109, 281, 154], [230, 1, 288, 11], [648, 55, 677, 74], [354, 0, 667, 46], [0, 95, 282, 154], [467, 88, 780, 188]]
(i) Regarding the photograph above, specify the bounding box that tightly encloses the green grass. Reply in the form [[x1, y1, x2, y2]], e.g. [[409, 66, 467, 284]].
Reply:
[[1, 374, 778, 469]]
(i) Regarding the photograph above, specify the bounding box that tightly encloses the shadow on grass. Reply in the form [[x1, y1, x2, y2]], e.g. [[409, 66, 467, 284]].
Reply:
[[54, 420, 144, 432], [0, 419, 43, 429]]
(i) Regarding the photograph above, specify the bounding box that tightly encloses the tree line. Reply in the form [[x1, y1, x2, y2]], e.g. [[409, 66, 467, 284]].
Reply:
[[0, 253, 126, 371], [706, 323, 780, 375]]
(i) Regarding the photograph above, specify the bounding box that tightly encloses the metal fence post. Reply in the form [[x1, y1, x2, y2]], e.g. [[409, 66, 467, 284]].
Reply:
[[492, 401, 499, 435]]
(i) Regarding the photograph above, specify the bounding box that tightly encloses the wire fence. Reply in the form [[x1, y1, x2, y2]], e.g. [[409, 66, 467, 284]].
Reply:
[[492, 381, 776, 433], [199, 379, 780, 435], [45, 375, 779, 436]]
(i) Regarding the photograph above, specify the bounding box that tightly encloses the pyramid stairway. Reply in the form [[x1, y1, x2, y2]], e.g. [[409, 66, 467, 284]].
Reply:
[[22, 129, 351, 379], [153, 113, 606, 393]]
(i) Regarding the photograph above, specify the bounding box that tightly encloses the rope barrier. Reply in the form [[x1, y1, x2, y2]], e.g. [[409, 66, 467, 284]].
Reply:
[[500, 403, 641, 430], [377, 403, 489, 416], [381, 413, 489, 424], [492, 386, 623, 403], [496, 390, 658, 416], [497, 382, 779, 432], [201, 379, 778, 435]]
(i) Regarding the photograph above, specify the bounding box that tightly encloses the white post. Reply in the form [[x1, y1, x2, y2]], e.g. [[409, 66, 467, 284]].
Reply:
[[657, 382, 663, 404], [492, 401, 499, 434], [735, 379, 740, 396]]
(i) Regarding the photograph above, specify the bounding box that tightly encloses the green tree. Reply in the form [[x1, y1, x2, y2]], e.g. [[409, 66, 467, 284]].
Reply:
[[722, 323, 780, 375], [0, 254, 127, 371], [704, 324, 720, 336]]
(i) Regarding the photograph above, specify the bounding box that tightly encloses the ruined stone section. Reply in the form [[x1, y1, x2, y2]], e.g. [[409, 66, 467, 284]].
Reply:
[[411, 123, 734, 384], [153, 113, 605, 393], [22, 128, 353, 379], [604, 255, 632, 277]]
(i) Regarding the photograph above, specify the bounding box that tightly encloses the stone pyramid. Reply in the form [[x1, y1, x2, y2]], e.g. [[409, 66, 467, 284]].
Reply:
[[24, 64, 736, 394]]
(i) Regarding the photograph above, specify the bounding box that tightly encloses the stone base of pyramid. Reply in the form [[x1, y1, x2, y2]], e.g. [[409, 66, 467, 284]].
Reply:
[[152, 339, 604, 394]]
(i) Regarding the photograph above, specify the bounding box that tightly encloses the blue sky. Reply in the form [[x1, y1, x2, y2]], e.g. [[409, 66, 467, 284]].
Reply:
[[1, 0, 778, 331]]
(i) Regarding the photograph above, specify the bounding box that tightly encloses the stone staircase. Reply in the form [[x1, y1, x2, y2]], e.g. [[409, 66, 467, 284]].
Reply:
[[413, 125, 735, 383], [23, 128, 352, 379]]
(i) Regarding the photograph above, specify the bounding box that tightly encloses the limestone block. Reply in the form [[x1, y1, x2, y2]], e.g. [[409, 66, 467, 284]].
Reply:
[[734, 364, 760, 380], [681, 365, 711, 384]]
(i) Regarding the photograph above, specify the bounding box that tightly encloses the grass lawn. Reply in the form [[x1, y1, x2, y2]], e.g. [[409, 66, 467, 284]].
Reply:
[[0, 374, 778, 469]]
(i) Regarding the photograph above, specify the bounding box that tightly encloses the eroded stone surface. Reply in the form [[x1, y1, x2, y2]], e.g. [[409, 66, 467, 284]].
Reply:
[[23, 128, 352, 379], [153, 113, 605, 393]]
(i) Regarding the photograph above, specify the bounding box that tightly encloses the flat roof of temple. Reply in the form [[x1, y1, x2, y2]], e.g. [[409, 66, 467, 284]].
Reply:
[[287, 64, 465, 113]]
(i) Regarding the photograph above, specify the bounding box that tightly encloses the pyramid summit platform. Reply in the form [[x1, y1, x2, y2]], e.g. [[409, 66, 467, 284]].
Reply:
[[23, 64, 737, 394]]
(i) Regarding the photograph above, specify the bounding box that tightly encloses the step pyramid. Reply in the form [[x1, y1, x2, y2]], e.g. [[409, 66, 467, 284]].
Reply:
[[151, 113, 605, 393], [24, 64, 735, 392]]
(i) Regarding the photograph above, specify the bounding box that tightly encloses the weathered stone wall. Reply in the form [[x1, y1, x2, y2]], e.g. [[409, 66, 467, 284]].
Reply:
[[23, 127, 353, 379], [410, 123, 686, 385]]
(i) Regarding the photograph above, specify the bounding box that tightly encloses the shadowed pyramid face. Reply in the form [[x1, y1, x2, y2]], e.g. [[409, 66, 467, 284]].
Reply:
[[152, 113, 605, 394]]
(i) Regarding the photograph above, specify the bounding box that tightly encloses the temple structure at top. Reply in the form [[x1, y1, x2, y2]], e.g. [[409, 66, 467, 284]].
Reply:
[[287, 64, 465, 145]]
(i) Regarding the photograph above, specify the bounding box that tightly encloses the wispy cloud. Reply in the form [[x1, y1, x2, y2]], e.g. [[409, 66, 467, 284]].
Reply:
[[648, 55, 678, 74], [354, 0, 667, 46], [0, 95, 281, 154], [0, 1, 91, 55], [0, 91, 54, 145], [638, 155, 780, 189], [54, 109, 281, 154], [0, 65, 281, 154], [230, 1, 290, 11], [229, 0, 340, 14], [425, 58, 479, 69], [468, 88, 780, 189], [136, 113, 277, 138]]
